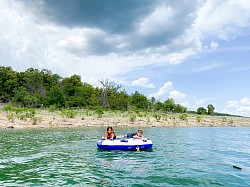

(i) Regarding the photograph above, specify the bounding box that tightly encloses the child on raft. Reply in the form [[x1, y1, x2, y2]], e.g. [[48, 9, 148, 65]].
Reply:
[[102, 126, 116, 140], [102, 127, 145, 140], [126, 129, 145, 140]]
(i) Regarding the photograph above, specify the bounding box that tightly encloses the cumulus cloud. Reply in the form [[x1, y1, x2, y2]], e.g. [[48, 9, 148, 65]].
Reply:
[[0, 0, 199, 83], [224, 97, 250, 116], [139, 5, 176, 37], [20, 0, 156, 33], [57, 28, 118, 56], [194, 0, 250, 40], [149, 81, 186, 104], [0, 1, 49, 70], [2, 1, 250, 60], [149, 81, 173, 98], [130, 77, 155, 88], [2, 0, 249, 76], [12, 0, 201, 59], [169, 90, 186, 101], [210, 41, 219, 50]]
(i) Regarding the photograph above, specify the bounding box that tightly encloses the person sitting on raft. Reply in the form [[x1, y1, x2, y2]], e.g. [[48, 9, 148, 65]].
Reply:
[[102, 127, 116, 140], [103, 126, 116, 140], [126, 130, 145, 140]]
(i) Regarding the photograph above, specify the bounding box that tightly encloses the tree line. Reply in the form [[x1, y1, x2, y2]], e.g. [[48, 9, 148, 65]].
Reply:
[[0, 66, 215, 115]]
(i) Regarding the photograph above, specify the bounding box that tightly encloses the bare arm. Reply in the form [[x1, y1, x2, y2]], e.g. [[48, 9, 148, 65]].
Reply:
[[133, 135, 144, 140]]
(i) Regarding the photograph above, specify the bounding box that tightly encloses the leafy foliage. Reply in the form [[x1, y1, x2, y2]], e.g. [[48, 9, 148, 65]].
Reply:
[[179, 113, 188, 121], [2, 104, 41, 124], [60, 109, 77, 118], [207, 104, 215, 115], [0, 66, 216, 115], [95, 107, 104, 118], [153, 113, 161, 122], [197, 107, 207, 115]]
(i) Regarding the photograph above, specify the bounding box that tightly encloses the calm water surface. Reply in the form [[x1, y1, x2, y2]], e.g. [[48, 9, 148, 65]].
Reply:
[[0, 127, 250, 186]]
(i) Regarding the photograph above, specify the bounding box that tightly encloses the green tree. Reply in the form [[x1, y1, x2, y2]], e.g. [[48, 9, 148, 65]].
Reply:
[[71, 83, 97, 107], [173, 104, 187, 113], [163, 98, 175, 112], [207, 104, 215, 115], [0, 66, 19, 102], [99, 79, 121, 109], [197, 107, 207, 115], [149, 97, 156, 110], [62, 75, 83, 97], [12, 87, 29, 104], [24, 68, 45, 96], [23, 93, 42, 107], [154, 101, 163, 110], [129, 91, 149, 110], [45, 85, 65, 107], [109, 90, 129, 110], [62, 75, 83, 107], [41, 69, 62, 91], [0, 66, 192, 114]]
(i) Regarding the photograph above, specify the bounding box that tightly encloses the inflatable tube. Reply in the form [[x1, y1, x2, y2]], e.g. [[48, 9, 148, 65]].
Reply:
[[97, 138, 153, 151]]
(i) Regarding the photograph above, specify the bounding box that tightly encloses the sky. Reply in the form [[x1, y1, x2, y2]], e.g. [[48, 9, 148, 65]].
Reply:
[[1, 0, 250, 116]]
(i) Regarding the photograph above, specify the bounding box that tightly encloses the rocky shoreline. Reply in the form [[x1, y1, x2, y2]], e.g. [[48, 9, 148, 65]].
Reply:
[[1, 109, 250, 129]]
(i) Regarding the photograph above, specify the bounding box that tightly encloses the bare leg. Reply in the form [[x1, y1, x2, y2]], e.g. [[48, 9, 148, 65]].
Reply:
[[116, 135, 125, 139], [136, 146, 140, 151]]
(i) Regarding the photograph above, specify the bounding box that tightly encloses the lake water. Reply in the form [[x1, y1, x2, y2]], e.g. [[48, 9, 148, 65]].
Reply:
[[0, 127, 250, 186]]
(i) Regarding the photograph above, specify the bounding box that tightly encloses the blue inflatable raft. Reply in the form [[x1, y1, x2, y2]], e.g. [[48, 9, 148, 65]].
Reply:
[[97, 138, 153, 151]]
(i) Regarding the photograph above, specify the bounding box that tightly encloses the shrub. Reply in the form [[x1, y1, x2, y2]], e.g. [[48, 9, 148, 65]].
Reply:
[[197, 107, 207, 115], [32, 116, 42, 125], [25, 108, 36, 118], [95, 107, 104, 118], [17, 114, 27, 121], [196, 116, 202, 123], [7, 114, 15, 122], [15, 107, 28, 114], [179, 113, 188, 121], [153, 113, 161, 122], [49, 105, 56, 112], [3, 104, 15, 112], [129, 114, 136, 123], [61, 109, 77, 118]]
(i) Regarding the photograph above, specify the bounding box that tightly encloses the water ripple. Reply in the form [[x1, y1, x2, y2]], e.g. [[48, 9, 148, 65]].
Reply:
[[0, 127, 250, 186]]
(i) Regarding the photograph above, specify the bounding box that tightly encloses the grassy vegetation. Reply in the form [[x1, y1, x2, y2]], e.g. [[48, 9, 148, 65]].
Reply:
[[1, 104, 249, 128], [3, 104, 41, 125]]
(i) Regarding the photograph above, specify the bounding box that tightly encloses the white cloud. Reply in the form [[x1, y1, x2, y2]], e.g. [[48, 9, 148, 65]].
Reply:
[[0, 1, 49, 70], [148, 81, 173, 99], [211, 41, 219, 50], [0, 1, 149, 81], [224, 97, 250, 116], [1, 0, 250, 106], [239, 97, 250, 105], [0, 0, 199, 83], [139, 6, 175, 37], [194, 0, 250, 40], [167, 48, 196, 65], [192, 63, 224, 72], [148, 81, 186, 104], [58, 35, 86, 51], [37, 24, 59, 33], [57, 28, 120, 56], [169, 90, 186, 101], [195, 99, 206, 107], [130, 77, 155, 88]]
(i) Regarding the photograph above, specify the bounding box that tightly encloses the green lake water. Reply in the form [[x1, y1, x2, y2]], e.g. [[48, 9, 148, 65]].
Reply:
[[0, 127, 250, 186]]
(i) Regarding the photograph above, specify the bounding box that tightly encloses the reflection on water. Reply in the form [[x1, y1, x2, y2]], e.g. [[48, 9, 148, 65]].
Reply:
[[0, 127, 250, 186]]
